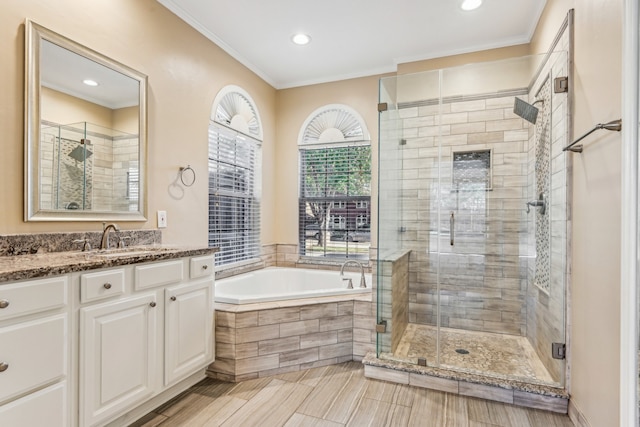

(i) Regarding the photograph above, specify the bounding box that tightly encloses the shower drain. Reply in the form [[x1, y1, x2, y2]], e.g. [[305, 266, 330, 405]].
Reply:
[[455, 349, 470, 355]]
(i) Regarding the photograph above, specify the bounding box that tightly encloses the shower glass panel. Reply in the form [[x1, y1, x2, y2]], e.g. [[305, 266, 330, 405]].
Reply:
[[377, 52, 568, 388]]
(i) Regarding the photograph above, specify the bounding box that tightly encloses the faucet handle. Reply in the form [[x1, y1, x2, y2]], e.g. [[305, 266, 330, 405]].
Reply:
[[73, 238, 92, 252], [359, 276, 367, 288], [342, 277, 354, 289], [118, 236, 132, 248]]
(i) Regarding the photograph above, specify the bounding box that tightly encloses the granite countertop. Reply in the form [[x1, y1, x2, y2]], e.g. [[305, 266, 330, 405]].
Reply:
[[0, 246, 218, 284]]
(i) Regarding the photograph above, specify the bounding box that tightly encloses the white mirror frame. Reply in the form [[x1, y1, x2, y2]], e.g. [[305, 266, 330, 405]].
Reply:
[[24, 20, 148, 222]]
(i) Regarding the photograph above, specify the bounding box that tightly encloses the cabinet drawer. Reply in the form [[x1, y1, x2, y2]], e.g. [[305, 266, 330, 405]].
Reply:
[[0, 382, 67, 427], [0, 276, 67, 321], [0, 314, 67, 404], [80, 268, 125, 303], [190, 255, 214, 279], [135, 260, 184, 290]]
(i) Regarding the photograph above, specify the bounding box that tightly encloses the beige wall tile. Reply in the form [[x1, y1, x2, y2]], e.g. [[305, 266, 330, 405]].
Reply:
[[459, 382, 513, 404], [300, 331, 338, 349], [259, 307, 301, 325], [280, 319, 320, 337], [236, 354, 280, 375], [280, 348, 320, 367], [236, 324, 280, 344], [259, 336, 301, 355], [409, 373, 459, 394], [300, 303, 338, 320], [364, 365, 409, 384], [513, 391, 568, 413]]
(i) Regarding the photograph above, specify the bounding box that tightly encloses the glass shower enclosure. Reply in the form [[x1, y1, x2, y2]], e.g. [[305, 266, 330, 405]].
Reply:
[[376, 52, 569, 387]]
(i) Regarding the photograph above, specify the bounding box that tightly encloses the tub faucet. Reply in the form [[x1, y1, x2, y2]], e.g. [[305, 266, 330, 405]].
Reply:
[[340, 260, 366, 288], [100, 223, 120, 250]]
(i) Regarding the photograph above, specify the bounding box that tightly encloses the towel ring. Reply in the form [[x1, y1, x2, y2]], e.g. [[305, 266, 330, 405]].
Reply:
[[179, 165, 196, 187]]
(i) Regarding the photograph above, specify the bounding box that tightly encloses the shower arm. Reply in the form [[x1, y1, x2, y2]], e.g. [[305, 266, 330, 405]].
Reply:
[[562, 119, 622, 153]]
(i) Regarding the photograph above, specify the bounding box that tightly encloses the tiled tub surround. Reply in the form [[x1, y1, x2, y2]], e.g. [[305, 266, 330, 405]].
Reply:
[[207, 293, 373, 382]]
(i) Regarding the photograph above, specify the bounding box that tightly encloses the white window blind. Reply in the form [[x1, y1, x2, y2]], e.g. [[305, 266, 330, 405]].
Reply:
[[299, 144, 371, 260], [208, 124, 261, 266]]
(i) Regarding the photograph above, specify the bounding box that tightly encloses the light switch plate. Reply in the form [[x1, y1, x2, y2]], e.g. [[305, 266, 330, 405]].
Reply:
[[157, 210, 167, 228]]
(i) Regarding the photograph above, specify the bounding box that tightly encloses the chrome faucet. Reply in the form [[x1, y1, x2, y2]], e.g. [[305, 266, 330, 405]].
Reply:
[[100, 223, 120, 250], [340, 260, 367, 288]]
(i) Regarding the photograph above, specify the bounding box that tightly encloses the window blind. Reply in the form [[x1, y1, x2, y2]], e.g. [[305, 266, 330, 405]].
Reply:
[[208, 124, 261, 266], [299, 144, 371, 259]]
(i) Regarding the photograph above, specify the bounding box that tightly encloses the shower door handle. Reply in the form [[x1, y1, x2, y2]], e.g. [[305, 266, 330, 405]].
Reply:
[[450, 212, 455, 246]]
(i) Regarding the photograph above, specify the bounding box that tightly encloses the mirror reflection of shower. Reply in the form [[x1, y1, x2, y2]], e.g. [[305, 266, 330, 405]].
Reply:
[[40, 121, 139, 212]]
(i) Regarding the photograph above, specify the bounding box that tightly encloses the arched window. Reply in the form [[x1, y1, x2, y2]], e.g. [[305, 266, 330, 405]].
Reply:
[[209, 86, 262, 266], [298, 104, 371, 260]]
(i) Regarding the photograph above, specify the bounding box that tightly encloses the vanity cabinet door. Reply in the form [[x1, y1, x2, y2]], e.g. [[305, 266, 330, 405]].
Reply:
[[79, 293, 158, 427], [164, 278, 214, 386]]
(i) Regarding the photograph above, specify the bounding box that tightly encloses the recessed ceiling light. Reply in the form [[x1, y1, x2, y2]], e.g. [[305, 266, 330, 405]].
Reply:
[[291, 33, 311, 46], [82, 79, 99, 87], [461, 0, 482, 11]]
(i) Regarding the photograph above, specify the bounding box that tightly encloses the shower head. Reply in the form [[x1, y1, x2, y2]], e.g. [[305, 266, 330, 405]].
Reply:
[[513, 97, 542, 124], [68, 145, 93, 162]]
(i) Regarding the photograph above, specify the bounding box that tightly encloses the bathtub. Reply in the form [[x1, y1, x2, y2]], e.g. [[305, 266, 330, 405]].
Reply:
[[215, 267, 371, 304]]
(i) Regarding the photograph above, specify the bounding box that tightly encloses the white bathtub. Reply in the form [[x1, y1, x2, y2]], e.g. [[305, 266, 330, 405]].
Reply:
[[215, 267, 372, 304]]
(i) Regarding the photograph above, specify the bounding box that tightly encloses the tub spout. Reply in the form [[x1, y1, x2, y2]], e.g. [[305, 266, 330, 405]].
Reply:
[[340, 260, 367, 288]]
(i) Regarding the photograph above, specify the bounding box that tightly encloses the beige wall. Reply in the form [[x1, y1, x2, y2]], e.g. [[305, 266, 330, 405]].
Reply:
[[1, 0, 277, 246], [112, 106, 139, 135], [41, 87, 112, 127], [531, 2, 622, 426], [41, 88, 138, 135]]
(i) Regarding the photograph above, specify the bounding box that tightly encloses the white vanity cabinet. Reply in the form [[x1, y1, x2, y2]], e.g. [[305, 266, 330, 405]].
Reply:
[[79, 292, 159, 427], [164, 279, 213, 386], [0, 276, 70, 427], [78, 255, 215, 427]]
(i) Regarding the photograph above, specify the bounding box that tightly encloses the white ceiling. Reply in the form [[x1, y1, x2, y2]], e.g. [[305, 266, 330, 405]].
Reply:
[[41, 40, 140, 109], [157, 0, 547, 89]]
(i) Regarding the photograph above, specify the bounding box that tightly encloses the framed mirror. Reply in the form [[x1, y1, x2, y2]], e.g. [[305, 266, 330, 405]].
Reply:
[[25, 20, 147, 221]]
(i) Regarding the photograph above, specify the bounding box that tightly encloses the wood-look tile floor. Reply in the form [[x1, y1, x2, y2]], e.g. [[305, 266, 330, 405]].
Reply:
[[130, 362, 573, 427]]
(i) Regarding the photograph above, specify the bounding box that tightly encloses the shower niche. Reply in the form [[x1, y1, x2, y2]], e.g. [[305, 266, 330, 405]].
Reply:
[[40, 121, 139, 212], [376, 49, 570, 390]]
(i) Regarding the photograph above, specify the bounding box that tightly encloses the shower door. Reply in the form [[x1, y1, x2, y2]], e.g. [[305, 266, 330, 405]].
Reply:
[[376, 53, 568, 388], [432, 54, 568, 386]]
